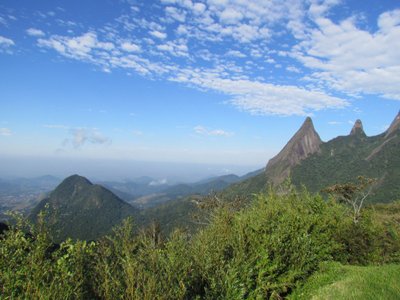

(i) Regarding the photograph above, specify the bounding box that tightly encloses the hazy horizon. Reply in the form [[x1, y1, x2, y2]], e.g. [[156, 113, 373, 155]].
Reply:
[[0, 155, 262, 183]]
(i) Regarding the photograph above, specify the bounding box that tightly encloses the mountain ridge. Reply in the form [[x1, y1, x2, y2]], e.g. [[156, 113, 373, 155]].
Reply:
[[385, 110, 400, 138], [221, 110, 400, 204]]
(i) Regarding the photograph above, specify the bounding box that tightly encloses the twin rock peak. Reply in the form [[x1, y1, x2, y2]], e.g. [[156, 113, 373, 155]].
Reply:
[[265, 110, 400, 184]]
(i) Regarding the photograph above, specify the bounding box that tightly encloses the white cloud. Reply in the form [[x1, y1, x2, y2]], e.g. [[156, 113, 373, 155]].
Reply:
[[171, 68, 348, 116], [293, 9, 400, 100], [161, 0, 177, 4], [63, 128, 111, 148], [38, 32, 115, 60], [0, 36, 14, 48], [194, 125, 234, 137], [158, 0, 305, 44], [0, 128, 12, 136], [378, 10, 400, 32], [226, 50, 246, 58], [286, 65, 301, 73], [150, 30, 167, 39], [308, 0, 342, 19], [192, 3, 206, 14], [26, 28, 45, 37], [232, 24, 269, 43], [219, 7, 243, 24], [121, 41, 141, 52], [165, 6, 186, 22], [157, 40, 188, 56]]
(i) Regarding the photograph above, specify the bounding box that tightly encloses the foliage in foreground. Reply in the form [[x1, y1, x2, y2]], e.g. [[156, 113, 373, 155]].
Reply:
[[0, 188, 399, 299]]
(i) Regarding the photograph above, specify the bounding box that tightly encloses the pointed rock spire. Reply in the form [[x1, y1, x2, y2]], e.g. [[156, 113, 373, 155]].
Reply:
[[350, 119, 366, 136], [266, 117, 322, 184], [385, 110, 400, 138]]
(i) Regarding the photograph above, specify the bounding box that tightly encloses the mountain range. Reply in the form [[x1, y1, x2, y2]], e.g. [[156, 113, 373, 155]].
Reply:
[[224, 110, 400, 203], [125, 170, 263, 208], [27, 171, 265, 240], [27, 110, 400, 240]]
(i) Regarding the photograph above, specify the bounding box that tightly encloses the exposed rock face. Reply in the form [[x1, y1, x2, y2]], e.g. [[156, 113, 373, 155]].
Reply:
[[350, 119, 366, 136], [385, 110, 400, 138], [266, 117, 322, 185]]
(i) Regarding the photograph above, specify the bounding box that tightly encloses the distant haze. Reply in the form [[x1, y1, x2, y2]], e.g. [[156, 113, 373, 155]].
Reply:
[[0, 155, 261, 183]]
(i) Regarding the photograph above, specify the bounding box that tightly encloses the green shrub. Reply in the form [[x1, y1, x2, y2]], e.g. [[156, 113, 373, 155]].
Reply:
[[0, 213, 94, 299], [192, 188, 344, 299], [92, 218, 201, 300]]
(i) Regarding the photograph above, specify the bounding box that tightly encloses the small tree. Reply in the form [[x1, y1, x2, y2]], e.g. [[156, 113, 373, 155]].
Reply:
[[323, 176, 376, 224]]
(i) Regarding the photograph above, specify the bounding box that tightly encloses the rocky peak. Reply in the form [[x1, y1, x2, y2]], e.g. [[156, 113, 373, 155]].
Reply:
[[385, 110, 400, 138], [266, 117, 322, 184], [350, 119, 366, 136]]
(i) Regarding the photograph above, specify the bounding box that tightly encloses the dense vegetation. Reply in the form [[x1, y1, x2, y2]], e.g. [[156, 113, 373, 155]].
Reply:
[[1, 186, 399, 299]]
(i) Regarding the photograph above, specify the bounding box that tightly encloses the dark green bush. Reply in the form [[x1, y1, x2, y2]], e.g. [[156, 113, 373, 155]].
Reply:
[[0, 213, 94, 299], [192, 188, 344, 299]]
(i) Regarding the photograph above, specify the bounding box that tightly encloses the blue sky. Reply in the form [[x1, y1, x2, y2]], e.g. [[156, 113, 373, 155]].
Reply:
[[0, 0, 399, 180]]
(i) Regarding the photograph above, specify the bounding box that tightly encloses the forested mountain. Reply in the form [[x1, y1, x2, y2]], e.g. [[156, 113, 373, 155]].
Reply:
[[223, 111, 400, 204], [29, 174, 139, 242], [291, 112, 400, 203]]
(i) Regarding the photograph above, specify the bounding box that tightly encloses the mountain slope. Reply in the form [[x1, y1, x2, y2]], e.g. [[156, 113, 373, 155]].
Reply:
[[291, 112, 400, 203], [222, 111, 400, 204], [30, 174, 139, 241], [129, 174, 244, 208]]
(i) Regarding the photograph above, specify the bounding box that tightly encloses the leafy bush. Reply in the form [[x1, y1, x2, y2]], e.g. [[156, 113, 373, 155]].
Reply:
[[91, 218, 202, 299], [192, 187, 344, 299], [0, 212, 94, 299]]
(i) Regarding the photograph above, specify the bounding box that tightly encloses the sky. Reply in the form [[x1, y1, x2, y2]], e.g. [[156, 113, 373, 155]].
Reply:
[[0, 0, 399, 181]]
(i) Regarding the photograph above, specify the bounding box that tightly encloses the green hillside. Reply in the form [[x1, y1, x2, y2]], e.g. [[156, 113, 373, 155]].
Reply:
[[30, 174, 139, 242], [220, 171, 268, 200], [291, 130, 400, 204], [290, 262, 400, 300], [141, 196, 198, 233]]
